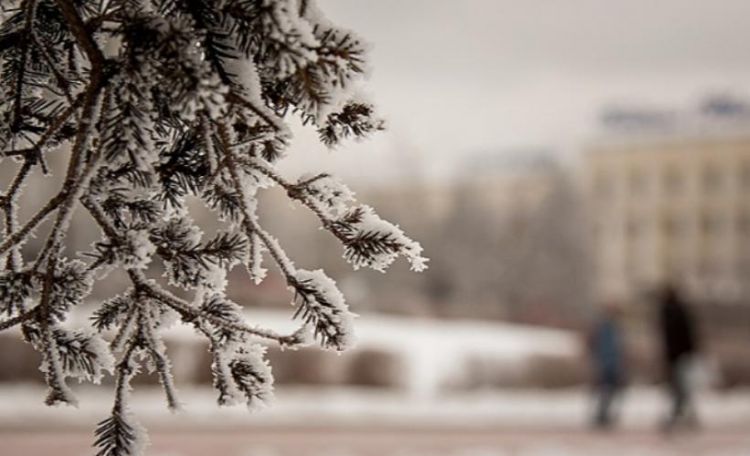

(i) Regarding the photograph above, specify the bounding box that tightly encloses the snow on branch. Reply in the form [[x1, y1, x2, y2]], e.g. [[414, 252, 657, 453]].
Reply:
[[291, 268, 355, 351], [0, 0, 425, 453]]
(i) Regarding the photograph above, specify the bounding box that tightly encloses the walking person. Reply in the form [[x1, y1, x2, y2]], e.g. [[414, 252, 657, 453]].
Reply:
[[588, 301, 626, 429], [657, 284, 700, 431]]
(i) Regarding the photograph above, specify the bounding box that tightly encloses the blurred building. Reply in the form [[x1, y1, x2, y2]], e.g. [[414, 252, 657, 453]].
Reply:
[[456, 149, 562, 217], [586, 95, 750, 304]]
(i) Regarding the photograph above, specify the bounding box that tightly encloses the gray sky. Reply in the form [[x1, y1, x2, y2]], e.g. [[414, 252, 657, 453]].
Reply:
[[283, 0, 750, 182]]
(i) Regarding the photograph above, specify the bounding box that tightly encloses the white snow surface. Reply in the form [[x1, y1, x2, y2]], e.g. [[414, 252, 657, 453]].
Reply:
[[0, 385, 749, 432], [151, 310, 577, 396], [40, 310, 580, 398], [1, 313, 749, 456]]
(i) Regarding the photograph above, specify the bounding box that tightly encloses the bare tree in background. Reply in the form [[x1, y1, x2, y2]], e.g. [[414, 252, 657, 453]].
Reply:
[[0, 1, 426, 454], [432, 165, 590, 323]]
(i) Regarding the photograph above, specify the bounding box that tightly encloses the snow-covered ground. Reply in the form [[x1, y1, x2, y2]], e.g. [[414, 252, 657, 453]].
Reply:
[[0, 385, 748, 431], [144, 310, 581, 396], [3, 312, 746, 455], [4, 426, 750, 456], [1, 386, 749, 456], [26, 308, 582, 397]]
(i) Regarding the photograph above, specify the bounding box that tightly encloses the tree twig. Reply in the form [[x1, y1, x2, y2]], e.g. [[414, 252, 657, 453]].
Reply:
[[213, 121, 298, 280], [0, 306, 39, 332]]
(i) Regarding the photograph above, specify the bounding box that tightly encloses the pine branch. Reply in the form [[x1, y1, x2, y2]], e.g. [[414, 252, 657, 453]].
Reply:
[[0, 190, 66, 258], [232, 155, 426, 272], [10, 0, 38, 134], [226, 91, 284, 133], [30, 30, 77, 110], [3, 159, 32, 271], [1, 93, 83, 158], [82, 194, 307, 348], [141, 310, 180, 411], [94, 340, 143, 456], [38, 251, 77, 406], [91, 293, 131, 333], [0, 305, 38, 331], [53, 0, 105, 70], [31, 85, 105, 269], [135, 270, 305, 347], [290, 269, 353, 350], [94, 411, 139, 456], [0, 2, 425, 450]]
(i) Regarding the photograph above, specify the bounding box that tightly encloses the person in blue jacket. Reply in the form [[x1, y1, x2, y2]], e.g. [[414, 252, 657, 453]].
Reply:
[[588, 301, 626, 429]]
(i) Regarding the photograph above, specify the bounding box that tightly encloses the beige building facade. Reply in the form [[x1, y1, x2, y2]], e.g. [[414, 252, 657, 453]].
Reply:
[[586, 133, 750, 304]]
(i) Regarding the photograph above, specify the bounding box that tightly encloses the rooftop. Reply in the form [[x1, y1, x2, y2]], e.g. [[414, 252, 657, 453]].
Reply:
[[592, 94, 750, 146]]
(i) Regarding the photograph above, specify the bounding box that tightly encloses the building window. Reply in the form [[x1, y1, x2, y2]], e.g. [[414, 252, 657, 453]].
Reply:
[[701, 212, 722, 237], [662, 213, 683, 238], [737, 212, 750, 236], [625, 256, 639, 281], [703, 164, 722, 193], [626, 217, 641, 239], [629, 167, 646, 196], [592, 221, 605, 243], [664, 254, 682, 277], [698, 255, 719, 277], [663, 166, 683, 195], [594, 172, 613, 200]]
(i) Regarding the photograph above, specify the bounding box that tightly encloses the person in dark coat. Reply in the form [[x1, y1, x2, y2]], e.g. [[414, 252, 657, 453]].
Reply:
[[657, 284, 700, 430], [588, 301, 626, 429]]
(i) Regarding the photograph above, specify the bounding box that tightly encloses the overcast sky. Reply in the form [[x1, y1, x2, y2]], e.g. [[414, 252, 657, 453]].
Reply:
[[282, 0, 750, 182]]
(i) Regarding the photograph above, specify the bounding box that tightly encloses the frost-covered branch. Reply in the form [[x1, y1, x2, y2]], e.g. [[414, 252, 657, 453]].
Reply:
[[1, 94, 83, 159], [0, 191, 65, 258], [237, 156, 427, 272], [0, 304, 37, 331], [131, 269, 309, 347], [0, 1, 425, 453]]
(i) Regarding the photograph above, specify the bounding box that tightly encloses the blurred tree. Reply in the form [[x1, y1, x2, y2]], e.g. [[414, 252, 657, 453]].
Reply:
[[279, 162, 591, 323], [431, 163, 591, 323], [0, 1, 425, 454]]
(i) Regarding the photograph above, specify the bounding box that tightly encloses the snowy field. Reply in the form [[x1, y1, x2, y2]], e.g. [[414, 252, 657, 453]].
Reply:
[[2, 312, 746, 455], [1, 313, 748, 455], [47, 309, 582, 395], [1, 386, 749, 456], [4, 427, 750, 456], [1, 385, 750, 430]]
